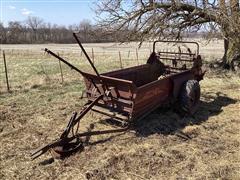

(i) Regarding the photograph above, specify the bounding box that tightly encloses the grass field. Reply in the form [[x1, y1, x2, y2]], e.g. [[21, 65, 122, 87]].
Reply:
[[0, 40, 240, 179]]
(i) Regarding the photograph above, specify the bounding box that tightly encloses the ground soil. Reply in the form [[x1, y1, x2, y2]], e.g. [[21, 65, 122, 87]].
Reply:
[[0, 41, 239, 179]]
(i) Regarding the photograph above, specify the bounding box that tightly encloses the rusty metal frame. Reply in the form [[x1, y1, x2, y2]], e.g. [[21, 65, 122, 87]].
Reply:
[[31, 38, 205, 160], [153, 40, 199, 55]]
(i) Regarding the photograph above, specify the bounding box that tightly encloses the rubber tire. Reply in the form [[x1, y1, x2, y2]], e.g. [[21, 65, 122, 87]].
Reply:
[[179, 80, 200, 115]]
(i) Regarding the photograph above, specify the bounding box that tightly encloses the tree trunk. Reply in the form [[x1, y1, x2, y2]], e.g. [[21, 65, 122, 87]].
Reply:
[[222, 37, 240, 70]]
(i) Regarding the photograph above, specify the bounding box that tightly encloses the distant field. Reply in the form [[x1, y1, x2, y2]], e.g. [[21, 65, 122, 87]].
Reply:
[[0, 39, 224, 91], [1, 39, 240, 179]]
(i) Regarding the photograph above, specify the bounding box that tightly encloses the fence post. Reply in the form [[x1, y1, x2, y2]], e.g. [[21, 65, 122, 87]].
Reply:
[[92, 48, 95, 64], [136, 48, 139, 65], [128, 50, 130, 58], [57, 53, 64, 84], [118, 51, 123, 69], [3, 51, 10, 92]]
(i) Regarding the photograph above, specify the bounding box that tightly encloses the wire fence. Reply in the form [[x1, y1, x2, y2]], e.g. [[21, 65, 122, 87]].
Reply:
[[0, 48, 153, 93], [0, 40, 208, 93]]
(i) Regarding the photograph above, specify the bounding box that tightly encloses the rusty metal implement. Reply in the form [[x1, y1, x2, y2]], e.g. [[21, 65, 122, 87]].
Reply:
[[31, 33, 205, 159]]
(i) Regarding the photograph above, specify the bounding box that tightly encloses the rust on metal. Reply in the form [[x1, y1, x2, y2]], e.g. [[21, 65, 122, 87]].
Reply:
[[31, 35, 205, 160]]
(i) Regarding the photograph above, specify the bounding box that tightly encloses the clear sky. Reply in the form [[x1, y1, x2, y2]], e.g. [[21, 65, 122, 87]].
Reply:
[[0, 0, 96, 26]]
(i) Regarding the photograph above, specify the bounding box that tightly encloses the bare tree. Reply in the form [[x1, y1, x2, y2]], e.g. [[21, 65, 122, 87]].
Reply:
[[1, 17, 139, 44], [0, 22, 7, 44], [26, 16, 44, 42], [79, 19, 92, 42], [96, 0, 240, 69], [7, 21, 24, 43]]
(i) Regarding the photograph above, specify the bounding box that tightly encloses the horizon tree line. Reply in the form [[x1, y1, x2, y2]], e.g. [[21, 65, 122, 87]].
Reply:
[[0, 16, 138, 44], [0, 16, 221, 45]]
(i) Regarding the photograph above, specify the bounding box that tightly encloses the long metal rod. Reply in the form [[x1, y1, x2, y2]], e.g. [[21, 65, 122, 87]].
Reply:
[[73, 33, 100, 77], [45, 48, 104, 96], [31, 95, 104, 159], [159, 57, 193, 62], [71, 95, 103, 128], [73, 33, 112, 95], [75, 127, 129, 138], [153, 40, 199, 55], [57, 53, 64, 83], [45, 48, 83, 75], [158, 51, 196, 56], [30, 126, 129, 159]]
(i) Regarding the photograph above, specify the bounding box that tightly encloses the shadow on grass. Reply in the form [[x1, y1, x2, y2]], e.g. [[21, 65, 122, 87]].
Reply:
[[38, 92, 237, 164], [133, 92, 238, 137]]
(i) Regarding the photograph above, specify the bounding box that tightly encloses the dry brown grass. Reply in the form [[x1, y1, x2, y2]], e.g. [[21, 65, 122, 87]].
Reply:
[[0, 40, 240, 179]]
